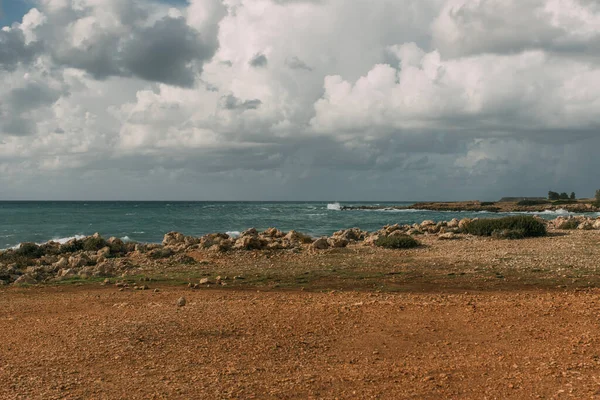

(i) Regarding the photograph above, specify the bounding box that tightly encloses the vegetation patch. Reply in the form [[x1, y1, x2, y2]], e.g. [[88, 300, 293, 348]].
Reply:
[[375, 235, 421, 249], [462, 216, 547, 238], [83, 237, 108, 252]]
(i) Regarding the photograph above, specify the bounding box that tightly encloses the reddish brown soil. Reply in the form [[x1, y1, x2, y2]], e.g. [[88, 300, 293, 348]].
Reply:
[[3, 285, 600, 399]]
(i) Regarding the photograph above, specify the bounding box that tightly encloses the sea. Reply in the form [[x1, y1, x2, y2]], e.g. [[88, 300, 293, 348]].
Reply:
[[0, 201, 594, 249]]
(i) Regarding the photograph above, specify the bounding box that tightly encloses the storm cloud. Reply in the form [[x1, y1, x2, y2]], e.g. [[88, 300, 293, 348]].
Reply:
[[1, 0, 600, 200]]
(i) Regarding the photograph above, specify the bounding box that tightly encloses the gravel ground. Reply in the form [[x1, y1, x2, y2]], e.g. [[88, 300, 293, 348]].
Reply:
[[3, 229, 600, 399]]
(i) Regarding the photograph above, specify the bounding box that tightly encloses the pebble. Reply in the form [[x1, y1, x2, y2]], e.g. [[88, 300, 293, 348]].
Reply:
[[177, 297, 186, 307]]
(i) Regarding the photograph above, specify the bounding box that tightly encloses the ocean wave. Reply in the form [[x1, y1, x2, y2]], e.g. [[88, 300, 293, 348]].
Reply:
[[7, 234, 87, 250], [133, 231, 145, 234], [508, 208, 573, 216], [226, 231, 241, 238], [121, 236, 132, 242], [327, 202, 341, 211], [125, 213, 136, 216], [307, 213, 326, 217]]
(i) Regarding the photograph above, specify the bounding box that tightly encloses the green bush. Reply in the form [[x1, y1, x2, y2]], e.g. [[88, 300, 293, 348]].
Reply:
[[517, 200, 550, 206], [59, 239, 84, 254], [83, 237, 108, 252], [375, 234, 420, 249], [462, 216, 546, 238], [15, 242, 43, 258], [480, 202, 496, 206]]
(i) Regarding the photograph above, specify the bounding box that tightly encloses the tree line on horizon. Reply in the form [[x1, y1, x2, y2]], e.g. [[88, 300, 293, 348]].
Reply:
[[547, 191, 575, 201]]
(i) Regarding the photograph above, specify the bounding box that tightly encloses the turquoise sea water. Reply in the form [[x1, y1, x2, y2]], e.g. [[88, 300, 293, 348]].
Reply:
[[0, 201, 595, 249]]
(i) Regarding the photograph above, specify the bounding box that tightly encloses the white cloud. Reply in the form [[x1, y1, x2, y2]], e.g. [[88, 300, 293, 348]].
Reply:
[[1, 0, 600, 200]]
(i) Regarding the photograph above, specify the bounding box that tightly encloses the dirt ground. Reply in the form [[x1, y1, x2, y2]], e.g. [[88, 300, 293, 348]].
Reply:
[[3, 230, 600, 399]]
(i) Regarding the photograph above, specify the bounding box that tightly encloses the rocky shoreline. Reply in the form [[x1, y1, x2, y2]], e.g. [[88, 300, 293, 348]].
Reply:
[[341, 200, 600, 213], [2, 214, 600, 286]]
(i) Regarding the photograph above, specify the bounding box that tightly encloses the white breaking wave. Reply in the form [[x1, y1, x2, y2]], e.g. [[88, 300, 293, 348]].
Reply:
[[226, 231, 241, 238], [8, 234, 86, 250], [509, 208, 573, 216], [327, 202, 341, 211], [50, 235, 87, 244], [121, 236, 132, 242]]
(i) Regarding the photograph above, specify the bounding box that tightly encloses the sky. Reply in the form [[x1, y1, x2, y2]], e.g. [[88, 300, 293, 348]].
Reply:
[[1, 0, 600, 201]]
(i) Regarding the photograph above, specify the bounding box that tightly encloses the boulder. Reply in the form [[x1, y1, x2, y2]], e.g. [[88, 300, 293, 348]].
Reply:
[[54, 257, 68, 269], [458, 218, 471, 230], [162, 232, 185, 246], [310, 238, 330, 250], [184, 236, 200, 247], [438, 233, 460, 240], [447, 218, 460, 228], [593, 220, 600, 230], [97, 246, 111, 258], [233, 236, 265, 250], [13, 274, 36, 285], [68, 254, 89, 268], [327, 237, 348, 248], [420, 220, 435, 228], [262, 228, 285, 238], [199, 233, 230, 249], [578, 221, 593, 230], [284, 230, 313, 244], [241, 228, 258, 237]]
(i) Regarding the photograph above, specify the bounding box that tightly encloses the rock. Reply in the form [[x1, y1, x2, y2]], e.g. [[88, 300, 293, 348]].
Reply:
[[200, 233, 230, 249], [58, 268, 76, 278], [162, 232, 185, 246], [263, 227, 285, 238], [154, 289, 160, 293], [97, 246, 111, 258], [310, 238, 330, 250], [184, 236, 200, 247], [241, 228, 258, 237], [438, 233, 460, 240], [327, 237, 348, 248], [284, 230, 313, 244], [448, 218, 460, 228], [208, 239, 232, 252], [593, 220, 600, 230], [233, 236, 265, 250], [420, 220, 435, 228], [68, 255, 89, 268], [578, 221, 593, 230], [13, 274, 36, 285], [55, 257, 68, 269], [107, 237, 125, 253], [177, 297, 186, 307], [199, 278, 211, 285], [458, 218, 471, 230]]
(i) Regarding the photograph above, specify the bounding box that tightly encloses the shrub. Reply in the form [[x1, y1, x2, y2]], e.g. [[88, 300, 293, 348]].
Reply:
[[517, 199, 550, 206], [594, 189, 600, 208], [375, 234, 420, 249], [15, 242, 44, 258], [480, 202, 495, 206], [462, 216, 546, 238], [60, 239, 84, 254], [83, 237, 108, 252]]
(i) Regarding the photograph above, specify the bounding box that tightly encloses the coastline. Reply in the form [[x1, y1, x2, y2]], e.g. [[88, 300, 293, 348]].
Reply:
[[2, 214, 600, 287], [341, 200, 600, 213]]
